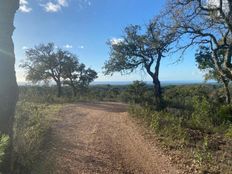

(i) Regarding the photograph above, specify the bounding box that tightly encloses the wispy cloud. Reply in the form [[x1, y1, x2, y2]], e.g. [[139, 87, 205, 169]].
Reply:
[[43, 2, 61, 12], [77, 0, 92, 9], [19, 0, 92, 13], [19, 0, 32, 13], [79, 45, 84, 49], [58, 0, 68, 6], [64, 44, 73, 49], [42, 0, 68, 13]]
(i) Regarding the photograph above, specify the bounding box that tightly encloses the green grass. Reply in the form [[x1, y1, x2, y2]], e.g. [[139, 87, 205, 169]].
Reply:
[[13, 102, 62, 174], [128, 103, 232, 173]]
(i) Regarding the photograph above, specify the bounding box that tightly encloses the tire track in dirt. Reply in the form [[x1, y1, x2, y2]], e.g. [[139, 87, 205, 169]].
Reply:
[[49, 102, 181, 174]]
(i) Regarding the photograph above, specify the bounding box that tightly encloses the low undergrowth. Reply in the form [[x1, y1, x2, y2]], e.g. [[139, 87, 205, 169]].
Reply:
[[0, 135, 9, 165], [128, 97, 232, 174], [12, 102, 62, 174]]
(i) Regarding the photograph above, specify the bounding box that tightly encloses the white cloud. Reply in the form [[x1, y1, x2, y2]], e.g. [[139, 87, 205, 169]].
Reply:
[[79, 45, 84, 49], [19, 0, 92, 13], [22, 46, 28, 50], [58, 0, 68, 6], [77, 0, 92, 9], [43, 2, 61, 12], [20, 0, 28, 4], [19, 0, 32, 13], [110, 38, 124, 45], [64, 44, 73, 49], [42, 0, 69, 13]]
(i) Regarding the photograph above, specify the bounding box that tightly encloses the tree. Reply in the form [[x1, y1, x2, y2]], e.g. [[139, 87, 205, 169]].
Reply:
[[167, 0, 232, 90], [21, 43, 67, 97], [104, 19, 177, 109], [62, 55, 98, 96], [77, 64, 98, 91], [0, 0, 19, 173], [126, 81, 148, 104], [196, 46, 231, 103]]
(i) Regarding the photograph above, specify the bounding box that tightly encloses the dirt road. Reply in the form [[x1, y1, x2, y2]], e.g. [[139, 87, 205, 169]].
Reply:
[[48, 102, 181, 174]]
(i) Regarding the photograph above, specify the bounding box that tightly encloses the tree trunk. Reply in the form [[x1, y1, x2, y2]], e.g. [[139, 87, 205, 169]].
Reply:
[[72, 87, 77, 97], [69, 78, 77, 97], [0, 0, 19, 173], [153, 76, 162, 110], [57, 80, 62, 97], [153, 54, 163, 110], [222, 79, 231, 104]]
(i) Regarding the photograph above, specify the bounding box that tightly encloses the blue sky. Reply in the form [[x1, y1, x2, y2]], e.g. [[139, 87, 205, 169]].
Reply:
[[14, 0, 204, 83]]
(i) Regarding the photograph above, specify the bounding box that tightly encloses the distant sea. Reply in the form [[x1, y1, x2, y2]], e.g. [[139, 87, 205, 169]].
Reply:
[[91, 80, 217, 86], [17, 80, 217, 86]]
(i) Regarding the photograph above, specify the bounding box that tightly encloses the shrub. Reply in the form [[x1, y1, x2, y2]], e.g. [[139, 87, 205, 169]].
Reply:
[[13, 102, 61, 173], [0, 135, 9, 164], [189, 96, 214, 132], [225, 125, 232, 139], [128, 104, 153, 123], [150, 111, 187, 144], [218, 105, 232, 122], [193, 136, 212, 168]]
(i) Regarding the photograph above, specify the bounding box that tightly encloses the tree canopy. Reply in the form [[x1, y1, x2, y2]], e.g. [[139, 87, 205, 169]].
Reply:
[[104, 18, 177, 108], [62, 56, 98, 96], [21, 43, 98, 97], [167, 0, 232, 81], [196, 45, 231, 103]]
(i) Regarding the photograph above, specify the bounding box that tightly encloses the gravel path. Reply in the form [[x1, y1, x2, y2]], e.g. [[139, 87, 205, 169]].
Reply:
[[49, 102, 181, 174]]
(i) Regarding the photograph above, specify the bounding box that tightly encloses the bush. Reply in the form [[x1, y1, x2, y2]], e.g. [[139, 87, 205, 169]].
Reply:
[[225, 125, 232, 139], [150, 111, 187, 144], [218, 105, 232, 122], [128, 104, 154, 123], [193, 136, 212, 168], [13, 102, 61, 173], [189, 96, 214, 132], [0, 135, 9, 164]]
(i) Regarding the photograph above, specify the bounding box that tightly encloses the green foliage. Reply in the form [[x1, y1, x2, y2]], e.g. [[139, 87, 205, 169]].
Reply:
[[104, 20, 177, 107], [195, 45, 230, 84], [16, 83, 232, 174], [225, 125, 232, 139], [163, 85, 212, 109], [193, 136, 212, 167], [62, 56, 98, 96], [21, 43, 98, 97], [189, 96, 214, 132], [195, 46, 222, 83], [0, 135, 9, 164], [218, 105, 232, 122], [13, 102, 61, 173], [123, 81, 153, 105], [150, 111, 187, 143], [129, 105, 187, 145], [104, 19, 177, 76], [128, 104, 153, 123], [21, 43, 61, 83]]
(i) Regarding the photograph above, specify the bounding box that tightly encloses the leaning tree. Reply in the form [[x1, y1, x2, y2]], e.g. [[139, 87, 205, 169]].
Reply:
[[104, 19, 177, 109], [0, 0, 19, 173]]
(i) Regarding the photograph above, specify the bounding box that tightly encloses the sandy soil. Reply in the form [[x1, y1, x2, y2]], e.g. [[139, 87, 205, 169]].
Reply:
[[49, 102, 181, 174]]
